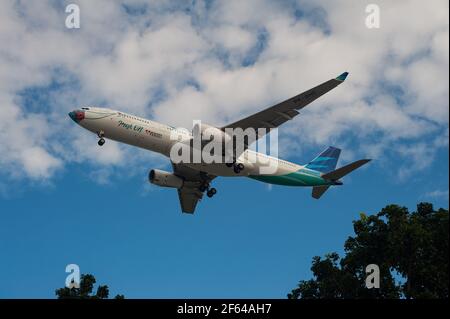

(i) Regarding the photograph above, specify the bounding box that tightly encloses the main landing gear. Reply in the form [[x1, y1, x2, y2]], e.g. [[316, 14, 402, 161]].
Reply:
[[97, 130, 105, 146], [206, 188, 217, 198], [199, 183, 217, 198], [234, 163, 244, 174], [226, 161, 245, 174]]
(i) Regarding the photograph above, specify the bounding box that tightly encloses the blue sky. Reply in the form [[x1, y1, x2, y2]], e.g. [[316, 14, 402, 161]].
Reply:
[[0, 0, 448, 298], [1, 148, 448, 298]]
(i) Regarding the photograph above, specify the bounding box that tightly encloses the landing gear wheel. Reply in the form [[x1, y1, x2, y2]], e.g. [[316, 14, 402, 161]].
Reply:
[[233, 162, 244, 174], [98, 138, 105, 146], [206, 188, 217, 198], [225, 162, 234, 168]]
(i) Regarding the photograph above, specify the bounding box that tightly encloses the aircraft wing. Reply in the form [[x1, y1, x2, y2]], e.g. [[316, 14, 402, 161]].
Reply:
[[172, 163, 216, 214], [221, 72, 349, 142]]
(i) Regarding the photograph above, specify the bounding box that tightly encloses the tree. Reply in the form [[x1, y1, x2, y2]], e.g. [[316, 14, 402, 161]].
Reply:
[[56, 274, 125, 299], [288, 202, 449, 299]]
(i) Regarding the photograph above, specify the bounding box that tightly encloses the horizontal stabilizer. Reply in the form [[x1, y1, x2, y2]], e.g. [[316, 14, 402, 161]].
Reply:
[[322, 159, 371, 180], [312, 186, 330, 199]]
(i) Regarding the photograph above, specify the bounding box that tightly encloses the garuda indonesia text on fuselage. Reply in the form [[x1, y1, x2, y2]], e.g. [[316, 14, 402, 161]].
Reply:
[[69, 72, 370, 214]]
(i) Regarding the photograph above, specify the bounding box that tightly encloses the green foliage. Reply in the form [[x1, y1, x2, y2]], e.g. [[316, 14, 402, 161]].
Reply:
[[288, 202, 449, 299], [55, 274, 125, 299]]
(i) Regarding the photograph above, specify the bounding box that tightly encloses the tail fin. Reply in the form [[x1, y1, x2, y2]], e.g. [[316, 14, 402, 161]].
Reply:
[[305, 146, 341, 173]]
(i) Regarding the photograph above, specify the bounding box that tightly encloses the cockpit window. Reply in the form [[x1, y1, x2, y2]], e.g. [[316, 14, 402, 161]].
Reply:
[[81, 107, 90, 110]]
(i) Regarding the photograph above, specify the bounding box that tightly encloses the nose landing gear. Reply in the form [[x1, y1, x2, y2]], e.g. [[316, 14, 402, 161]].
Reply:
[[98, 138, 105, 146], [97, 130, 105, 146]]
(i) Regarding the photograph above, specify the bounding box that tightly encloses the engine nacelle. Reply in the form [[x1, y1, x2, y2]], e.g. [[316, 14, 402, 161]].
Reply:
[[148, 169, 184, 188]]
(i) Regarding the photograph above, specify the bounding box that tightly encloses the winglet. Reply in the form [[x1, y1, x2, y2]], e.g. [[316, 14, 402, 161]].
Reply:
[[335, 72, 349, 82]]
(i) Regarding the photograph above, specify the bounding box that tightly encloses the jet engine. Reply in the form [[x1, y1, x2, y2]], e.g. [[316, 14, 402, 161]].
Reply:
[[148, 169, 184, 188]]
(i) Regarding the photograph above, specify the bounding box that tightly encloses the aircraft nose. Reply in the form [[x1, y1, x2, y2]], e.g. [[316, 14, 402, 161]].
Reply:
[[68, 111, 76, 121], [68, 110, 85, 123]]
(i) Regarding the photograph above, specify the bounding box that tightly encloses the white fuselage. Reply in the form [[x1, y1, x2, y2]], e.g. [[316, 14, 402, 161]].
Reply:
[[73, 107, 304, 177]]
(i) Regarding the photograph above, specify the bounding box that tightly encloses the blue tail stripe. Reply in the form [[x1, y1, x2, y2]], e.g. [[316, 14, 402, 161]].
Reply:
[[305, 146, 341, 173], [310, 156, 335, 162]]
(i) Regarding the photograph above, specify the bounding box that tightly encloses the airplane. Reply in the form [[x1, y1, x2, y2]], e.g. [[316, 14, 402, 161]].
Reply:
[[69, 72, 371, 214]]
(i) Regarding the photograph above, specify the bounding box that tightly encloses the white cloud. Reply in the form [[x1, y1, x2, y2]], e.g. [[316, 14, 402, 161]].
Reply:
[[208, 25, 255, 54], [0, 0, 447, 184], [20, 146, 62, 179], [424, 189, 449, 200], [0, 93, 62, 180]]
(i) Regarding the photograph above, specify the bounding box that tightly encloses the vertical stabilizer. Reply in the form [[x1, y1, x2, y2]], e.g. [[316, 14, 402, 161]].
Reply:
[[305, 146, 341, 173]]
